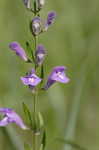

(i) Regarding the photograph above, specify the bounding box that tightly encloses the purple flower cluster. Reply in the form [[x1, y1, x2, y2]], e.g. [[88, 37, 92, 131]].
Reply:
[[9, 40, 69, 90], [1, 0, 70, 131], [8, 8, 70, 91]]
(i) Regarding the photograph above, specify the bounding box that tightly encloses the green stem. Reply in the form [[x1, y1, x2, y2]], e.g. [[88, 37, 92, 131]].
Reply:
[[32, 5, 41, 150], [33, 13, 38, 150], [34, 93, 37, 130], [33, 93, 37, 150], [34, 36, 38, 70]]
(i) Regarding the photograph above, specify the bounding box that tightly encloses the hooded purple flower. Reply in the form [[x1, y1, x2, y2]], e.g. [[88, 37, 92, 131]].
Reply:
[[32, 17, 41, 36], [21, 69, 42, 89], [0, 108, 28, 129], [44, 66, 70, 90], [44, 11, 56, 31], [9, 42, 28, 61], [35, 44, 46, 66]]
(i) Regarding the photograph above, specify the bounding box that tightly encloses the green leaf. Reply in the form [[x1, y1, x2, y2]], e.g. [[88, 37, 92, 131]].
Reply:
[[55, 138, 87, 150], [26, 41, 35, 62], [24, 143, 32, 150], [22, 102, 33, 128], [41, 130, 46, 150], [37, 112, 44, 129], [40, 65, 44, 79]]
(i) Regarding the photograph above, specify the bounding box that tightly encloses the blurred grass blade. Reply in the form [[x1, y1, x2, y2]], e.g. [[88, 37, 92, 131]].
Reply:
[[22, 102, 33, 128], [39, 144, 43, 150], [56, 138, 87, 150], [64, 62, 88, 150], [24, 143, 32, 150], [5, 126, 24, 150]]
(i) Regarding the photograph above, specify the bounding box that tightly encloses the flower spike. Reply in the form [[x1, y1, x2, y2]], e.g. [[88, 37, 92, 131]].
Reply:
[[9, 42, 28, 61], [44, 66, 70, 90], [0, 108, 28, 129]]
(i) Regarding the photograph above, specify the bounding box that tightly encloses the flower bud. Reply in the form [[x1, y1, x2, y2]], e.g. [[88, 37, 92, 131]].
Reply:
[[32, 17, 41, 36], [35, 44, 46, 66], [9, 42, 28, 61], [23, 0, 30, 9], [44, 11, 56, 31], [37, 0, 45, 9]]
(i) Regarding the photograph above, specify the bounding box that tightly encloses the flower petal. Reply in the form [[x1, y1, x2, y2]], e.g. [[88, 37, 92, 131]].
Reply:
[[35, 44, 46, 66], [44, 66, 70, 90], [9, 42, 28, 61], [52, 72, 70, 83], [0, 117, 9, 127], [21, 69, 42, 87], [44, 11, 56, 31], [0, 108, 28, 130], [7, 111, 28, 129]]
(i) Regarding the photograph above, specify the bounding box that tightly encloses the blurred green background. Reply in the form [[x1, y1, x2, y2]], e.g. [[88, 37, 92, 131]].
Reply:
[[0, 0, 99, 150]]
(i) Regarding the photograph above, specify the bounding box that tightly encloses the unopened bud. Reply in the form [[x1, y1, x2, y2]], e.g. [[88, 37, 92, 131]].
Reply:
[[32, 17, 41, 36], [23, 0, 30, 9], [35, 44, 46, 66], [44, 11, 56, 31], [37, 0, 45, 9]]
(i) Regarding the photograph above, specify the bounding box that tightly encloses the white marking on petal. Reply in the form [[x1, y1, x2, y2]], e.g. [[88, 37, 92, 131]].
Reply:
[[29, 78, 35, 83], [57, 72, 64, 79]]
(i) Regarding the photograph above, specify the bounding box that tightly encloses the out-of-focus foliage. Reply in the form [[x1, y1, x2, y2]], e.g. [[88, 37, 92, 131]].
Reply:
[[0, 0, 99, 150]]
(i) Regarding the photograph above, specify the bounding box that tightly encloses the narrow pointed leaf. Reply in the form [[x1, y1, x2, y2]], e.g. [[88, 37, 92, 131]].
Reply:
[[41, 130, 46, 150], [38, 112, 44, 128], [22, 102, 33, 128], [40, 65, 44, 79], [26, 41, 35, 62]]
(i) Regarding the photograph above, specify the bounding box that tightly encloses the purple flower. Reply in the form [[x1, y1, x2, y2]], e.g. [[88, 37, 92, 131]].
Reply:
[[35, 44, 46, 66], [20, 69, 42, 88], [32, 17, 41, 36], [44, 11, 56, 31], [44, 66, 70, 90], [9, 42, 28, 61], [0, 108, 28, 129]]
